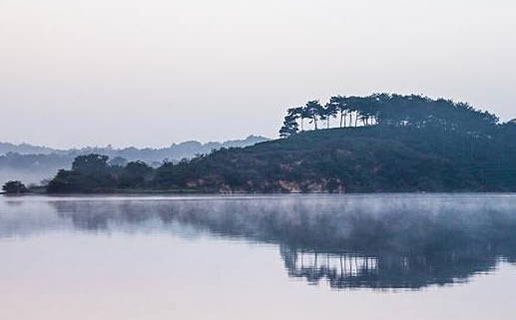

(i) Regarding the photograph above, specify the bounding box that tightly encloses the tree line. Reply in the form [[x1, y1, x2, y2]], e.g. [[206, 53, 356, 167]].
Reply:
[[280, 93, 499, 137]]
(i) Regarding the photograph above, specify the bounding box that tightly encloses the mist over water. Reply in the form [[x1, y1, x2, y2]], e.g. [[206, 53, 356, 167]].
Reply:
[[1, 194, 516, 319], [2, 194, 516, 288]]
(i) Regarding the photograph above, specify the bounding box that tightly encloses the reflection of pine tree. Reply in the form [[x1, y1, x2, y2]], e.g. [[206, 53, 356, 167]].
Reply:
[[279, 245, 497, 290]]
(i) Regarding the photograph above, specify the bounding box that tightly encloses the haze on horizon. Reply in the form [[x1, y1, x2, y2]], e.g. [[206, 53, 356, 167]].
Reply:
[[1, 0, 516, 149]]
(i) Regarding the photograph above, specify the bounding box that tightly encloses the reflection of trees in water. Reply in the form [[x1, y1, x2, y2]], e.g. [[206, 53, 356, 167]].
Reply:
[[52, 200, 166, 231], [50, 195, 516, 290], [280, 246, 498, 289], [54, 201, 110, 231]]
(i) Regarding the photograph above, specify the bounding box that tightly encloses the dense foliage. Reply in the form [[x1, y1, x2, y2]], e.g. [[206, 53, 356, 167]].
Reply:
[[47, 155, 153, 193], [45, 94, 516, 193], [2, 180, 29, 194], [279, 94, 498, 137]]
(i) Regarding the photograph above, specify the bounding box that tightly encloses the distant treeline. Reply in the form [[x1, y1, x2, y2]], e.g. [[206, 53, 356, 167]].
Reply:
[[44, 93, 516, 193], [0, 135, 268, 160], [0, 153, 72, 172]]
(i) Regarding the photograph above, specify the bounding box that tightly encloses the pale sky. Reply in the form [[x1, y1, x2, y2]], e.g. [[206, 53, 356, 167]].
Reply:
[[1, 0, 516, 148]]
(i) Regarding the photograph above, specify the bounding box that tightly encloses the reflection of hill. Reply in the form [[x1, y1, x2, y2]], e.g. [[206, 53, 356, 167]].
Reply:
[[9, 195, 516, 290]]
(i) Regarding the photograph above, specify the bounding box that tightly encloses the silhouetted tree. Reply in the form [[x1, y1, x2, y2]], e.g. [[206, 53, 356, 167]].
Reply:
[[329, 96, 348, 127], [304, 100, 323, 130], [2, 180, 28, 194], [280, 114, 299, 138], [323, 102, 338, 129], [287, 107, 304, 131]]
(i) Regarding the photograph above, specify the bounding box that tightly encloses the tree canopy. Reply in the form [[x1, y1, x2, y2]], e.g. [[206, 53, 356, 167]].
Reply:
[[279, 94, 499, 137]]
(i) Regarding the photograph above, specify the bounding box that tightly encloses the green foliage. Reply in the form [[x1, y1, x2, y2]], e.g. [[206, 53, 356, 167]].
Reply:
[[2, 180, 28, 194]]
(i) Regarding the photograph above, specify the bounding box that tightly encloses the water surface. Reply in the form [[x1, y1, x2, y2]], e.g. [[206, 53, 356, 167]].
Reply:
[[1, 194, 516, 319]]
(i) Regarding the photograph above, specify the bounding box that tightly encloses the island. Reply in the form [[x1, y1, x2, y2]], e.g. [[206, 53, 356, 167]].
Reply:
[[6, 93, 516, 194]]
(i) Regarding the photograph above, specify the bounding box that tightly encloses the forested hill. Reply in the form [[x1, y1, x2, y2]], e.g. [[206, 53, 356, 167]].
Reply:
[[43, 94, 516, 194]]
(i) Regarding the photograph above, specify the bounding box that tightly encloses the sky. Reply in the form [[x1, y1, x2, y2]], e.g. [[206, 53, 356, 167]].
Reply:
[[1, 0, 516, 148]]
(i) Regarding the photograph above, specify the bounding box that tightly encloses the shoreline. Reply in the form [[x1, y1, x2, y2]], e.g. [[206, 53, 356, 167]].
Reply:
[[4, 190, 516, 197]]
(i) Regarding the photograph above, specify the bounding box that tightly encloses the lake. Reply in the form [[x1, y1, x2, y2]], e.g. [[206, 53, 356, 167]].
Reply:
[[1, 194, 516, 319]]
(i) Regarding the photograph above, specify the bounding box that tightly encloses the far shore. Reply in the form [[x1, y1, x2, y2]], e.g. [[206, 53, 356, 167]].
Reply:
[[3, 190, 516, 197]]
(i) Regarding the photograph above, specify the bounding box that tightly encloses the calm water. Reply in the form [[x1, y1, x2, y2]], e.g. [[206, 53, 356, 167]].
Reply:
[[1, 194, 516, 319]]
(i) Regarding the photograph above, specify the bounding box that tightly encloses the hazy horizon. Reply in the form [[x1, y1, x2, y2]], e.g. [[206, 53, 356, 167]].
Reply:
[[0, 134, 268, 150], [2, 0, 516, 148]]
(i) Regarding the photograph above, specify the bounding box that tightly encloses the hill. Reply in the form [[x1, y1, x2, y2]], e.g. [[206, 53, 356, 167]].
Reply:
[[147, 126, 516, 193], [0, 142, 56, 155], [43, 94, 516, 193]]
